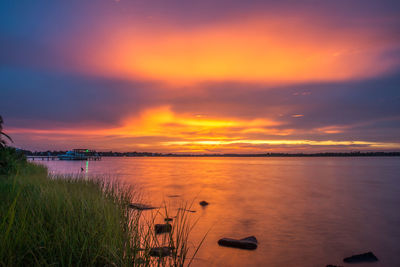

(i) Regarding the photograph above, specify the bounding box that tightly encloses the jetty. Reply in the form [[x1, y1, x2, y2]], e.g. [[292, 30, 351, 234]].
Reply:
[[28, 155, 58, 161]]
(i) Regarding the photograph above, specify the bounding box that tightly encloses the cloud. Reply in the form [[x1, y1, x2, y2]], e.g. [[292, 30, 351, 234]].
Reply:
[[1, 0, 400, 152], [2, 1, 400, 85], [70, 16, 400, 84], [0, 68, 164, 127], [3, 71, 400, 152]]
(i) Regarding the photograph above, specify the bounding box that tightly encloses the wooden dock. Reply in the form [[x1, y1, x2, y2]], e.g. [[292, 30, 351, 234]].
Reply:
[[28, 156, 58, 161], [28, 149, 101, 161]]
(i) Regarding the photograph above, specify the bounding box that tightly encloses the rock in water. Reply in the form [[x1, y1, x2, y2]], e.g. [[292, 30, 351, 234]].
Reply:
[[199, 201, 209, 206], [155, 224, 172, 234], [129, 203, 157, 210], [167, 195, 180, 198], [343, 252, 378, 263], [149, 247, 173, 257], [218, 236, 258, 250]]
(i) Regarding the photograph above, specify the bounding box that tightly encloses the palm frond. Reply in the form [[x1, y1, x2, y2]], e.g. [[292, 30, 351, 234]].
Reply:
[[1, 132, 13, 143], [0, 115, 13, 146]]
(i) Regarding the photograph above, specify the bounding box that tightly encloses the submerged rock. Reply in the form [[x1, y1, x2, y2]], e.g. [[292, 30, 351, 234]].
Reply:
[[155, 223, 172, 234], [218, 236, 258, 250], [129, 203, 157, 210], [199, 201, 209, 206], [343, 252, 378, 263], [149, 247, 173, 257]]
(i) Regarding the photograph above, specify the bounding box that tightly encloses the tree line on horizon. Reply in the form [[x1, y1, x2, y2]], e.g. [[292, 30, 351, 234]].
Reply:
[[22, 150, 400, 157]]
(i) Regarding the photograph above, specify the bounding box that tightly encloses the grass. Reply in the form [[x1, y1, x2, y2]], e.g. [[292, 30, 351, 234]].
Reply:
[[0, 161, 204, 267]]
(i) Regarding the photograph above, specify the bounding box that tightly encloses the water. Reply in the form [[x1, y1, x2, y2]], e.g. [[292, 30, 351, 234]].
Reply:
[[35, 157, 400, 266]]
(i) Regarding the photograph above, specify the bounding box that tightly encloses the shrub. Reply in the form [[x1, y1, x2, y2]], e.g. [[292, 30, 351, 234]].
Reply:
[[0, 147, 27, 176]]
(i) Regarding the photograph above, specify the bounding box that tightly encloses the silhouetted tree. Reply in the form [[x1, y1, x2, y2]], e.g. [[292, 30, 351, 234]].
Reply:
[[0, 115, 13, 148]]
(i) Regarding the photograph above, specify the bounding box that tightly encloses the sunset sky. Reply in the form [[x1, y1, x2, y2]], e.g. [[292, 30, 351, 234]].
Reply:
[[1, 0, 400, 153]]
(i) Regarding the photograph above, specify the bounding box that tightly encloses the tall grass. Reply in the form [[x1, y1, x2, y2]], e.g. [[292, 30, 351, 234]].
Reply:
[[0, 162, 204, 266]]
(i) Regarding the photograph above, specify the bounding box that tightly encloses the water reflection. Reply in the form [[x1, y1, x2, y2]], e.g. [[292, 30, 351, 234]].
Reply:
[[37, 157, 400, 266], [85, 160, 89, 179]]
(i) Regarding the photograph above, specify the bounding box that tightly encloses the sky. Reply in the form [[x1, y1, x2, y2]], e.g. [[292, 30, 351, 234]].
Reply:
[[1, 0, 400, 153]]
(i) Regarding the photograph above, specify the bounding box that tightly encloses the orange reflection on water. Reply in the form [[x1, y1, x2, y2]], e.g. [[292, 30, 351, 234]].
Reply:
[[38, 157, 400, 266]]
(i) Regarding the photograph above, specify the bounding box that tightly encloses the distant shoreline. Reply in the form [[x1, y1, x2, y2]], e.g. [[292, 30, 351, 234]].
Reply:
[[103, 153, 400, 157], [23, 150, 400, 158]]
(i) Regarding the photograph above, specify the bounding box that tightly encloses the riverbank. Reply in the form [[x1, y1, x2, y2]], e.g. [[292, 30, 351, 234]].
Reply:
[[0, 158, 198, 266]]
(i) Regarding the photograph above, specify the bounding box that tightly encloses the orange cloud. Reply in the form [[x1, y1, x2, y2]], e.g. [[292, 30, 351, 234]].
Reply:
[[8, 106, 400, 153], [316, 125, 348, 134], [83, 16, 397, 84], [8, 106, 281, 138], [105, 106, 282, 139]]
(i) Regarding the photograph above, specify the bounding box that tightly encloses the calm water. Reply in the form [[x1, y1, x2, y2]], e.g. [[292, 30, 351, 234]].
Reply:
[[35, 157, 400, 266]]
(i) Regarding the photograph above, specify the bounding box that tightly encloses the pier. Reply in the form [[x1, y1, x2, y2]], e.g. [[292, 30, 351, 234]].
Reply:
[[28, 149, 101, 161], [28, 156, 58, 161]]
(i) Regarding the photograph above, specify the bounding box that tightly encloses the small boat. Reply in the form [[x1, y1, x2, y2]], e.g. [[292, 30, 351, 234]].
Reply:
[[58, 150, 88, 160], [58, 149, 100, 161]]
